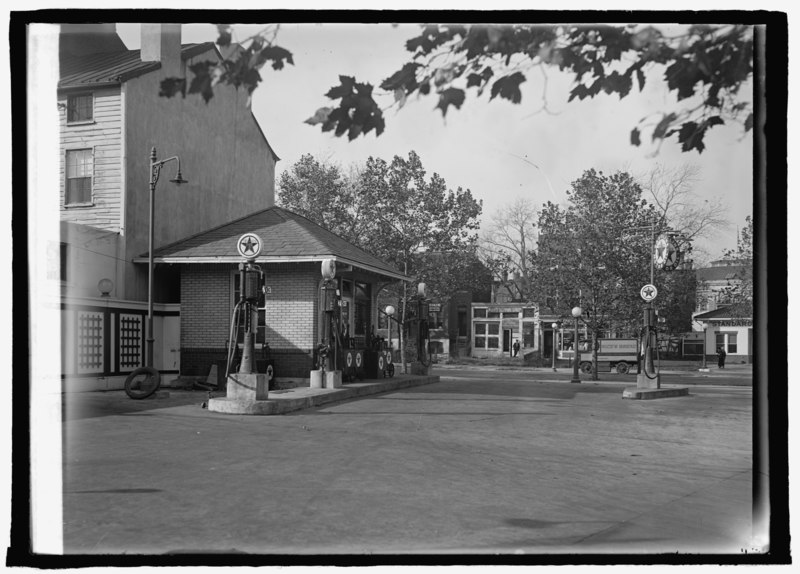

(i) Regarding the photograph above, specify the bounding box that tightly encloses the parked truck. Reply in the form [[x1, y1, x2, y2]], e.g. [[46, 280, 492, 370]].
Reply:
[[578, 338, 639, 374]]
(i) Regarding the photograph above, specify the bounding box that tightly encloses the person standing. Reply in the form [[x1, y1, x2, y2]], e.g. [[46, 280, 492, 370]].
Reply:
[[513, 340, 520, 357], [717, 346, 727, 369]]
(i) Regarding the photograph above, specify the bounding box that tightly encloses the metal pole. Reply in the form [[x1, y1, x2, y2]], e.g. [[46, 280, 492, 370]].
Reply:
[[146, 147, 157, 368], [650, 224, 655, 286], [571, 316, 580, 383], [702, 325, 708, 368], [552, 331, 557, 372]]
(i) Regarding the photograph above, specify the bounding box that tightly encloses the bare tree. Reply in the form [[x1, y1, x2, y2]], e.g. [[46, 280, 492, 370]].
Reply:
[[638, 163, 729, 262], [479, 197, 539, 300]]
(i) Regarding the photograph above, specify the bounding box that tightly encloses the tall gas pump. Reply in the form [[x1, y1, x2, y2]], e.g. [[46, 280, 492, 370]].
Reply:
[[223, 233, 269, 401], [413, 282, 431, 373], [313, 259, 344, 388]]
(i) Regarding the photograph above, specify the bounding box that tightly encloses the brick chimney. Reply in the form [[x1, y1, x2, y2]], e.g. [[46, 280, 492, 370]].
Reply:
[[140, 24, 182, 77]]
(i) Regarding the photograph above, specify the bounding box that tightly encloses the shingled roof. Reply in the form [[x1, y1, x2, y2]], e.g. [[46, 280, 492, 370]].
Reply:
[[695, 264, 749, 283], [136, 206, 407, 281], [58, 43, 215, 89]]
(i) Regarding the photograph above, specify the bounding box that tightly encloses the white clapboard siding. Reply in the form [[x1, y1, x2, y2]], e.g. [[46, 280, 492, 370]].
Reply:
[[59, 87, 123, 232]]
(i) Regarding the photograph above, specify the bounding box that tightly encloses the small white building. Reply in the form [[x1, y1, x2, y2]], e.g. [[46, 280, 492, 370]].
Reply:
[[691, 306, 753, 364]]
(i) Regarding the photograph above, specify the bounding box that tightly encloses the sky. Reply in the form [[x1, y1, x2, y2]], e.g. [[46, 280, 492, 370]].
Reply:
[[115, 20, 755, 263]]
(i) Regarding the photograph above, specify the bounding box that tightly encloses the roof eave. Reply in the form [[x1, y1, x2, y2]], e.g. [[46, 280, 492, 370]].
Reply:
[[133, 255, 408, 282]]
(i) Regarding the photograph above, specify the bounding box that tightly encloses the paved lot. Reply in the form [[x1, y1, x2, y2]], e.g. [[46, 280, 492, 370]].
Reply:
[[61, 367, 757, 558]]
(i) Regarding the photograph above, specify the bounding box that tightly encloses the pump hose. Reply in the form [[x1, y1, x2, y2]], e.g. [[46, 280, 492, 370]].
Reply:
[[225, 301, 244, 381], [642, 325, 660, 380]]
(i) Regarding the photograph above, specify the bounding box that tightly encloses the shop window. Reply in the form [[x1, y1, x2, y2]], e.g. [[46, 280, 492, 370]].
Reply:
[[473, 308, 486, 318], [487, 337, 499, 349], [65, 149, 93, 205], [683, 341, 704, 356], [522, 308, 536, 318], [487, 311, 501, 318], [67, 93, 93, 123], [474, 336, 486, 348], [474, 323, 486, 335]]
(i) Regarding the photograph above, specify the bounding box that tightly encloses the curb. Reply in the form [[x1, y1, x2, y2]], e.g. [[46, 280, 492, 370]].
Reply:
[[208, 374, 440, 415]]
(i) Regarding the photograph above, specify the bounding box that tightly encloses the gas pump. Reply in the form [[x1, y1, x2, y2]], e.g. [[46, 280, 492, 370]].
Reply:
[[318, 259, 345, 373], [415, 282, 431, 368], [225, 234, 265, 382]]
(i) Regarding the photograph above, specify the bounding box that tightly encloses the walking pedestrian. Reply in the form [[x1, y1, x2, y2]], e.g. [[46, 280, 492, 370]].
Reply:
[[717, 346, 726, 369]]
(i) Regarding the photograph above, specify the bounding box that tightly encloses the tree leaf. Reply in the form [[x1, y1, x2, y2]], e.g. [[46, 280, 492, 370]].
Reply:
[[676, 121, 705, 153], [652, 112, 677, 141], [636, 68, 645, 91], [215, 25, 232, 47], [186, 61, 217, 103], [304, 107, 333, 126], [258, 45, 294, 70], [159, 77, 187, 99], [394, 88, 407, 109], [436, 88, 465, 116], [489, 72, 526, 103], [380, 62, 421, 91], [744, 112, 753, 131], [325, 76, 356, 100]]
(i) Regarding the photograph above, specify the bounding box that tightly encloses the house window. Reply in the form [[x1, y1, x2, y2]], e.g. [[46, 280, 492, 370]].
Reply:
[[715, 332, 738, 354], [65, 149, 93, 205], [727, 333, 738, 354], [67, 93, 93, 123]]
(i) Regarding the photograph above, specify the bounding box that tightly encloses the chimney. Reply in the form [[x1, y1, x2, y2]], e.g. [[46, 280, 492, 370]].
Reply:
[[140, 24, 182, 77]]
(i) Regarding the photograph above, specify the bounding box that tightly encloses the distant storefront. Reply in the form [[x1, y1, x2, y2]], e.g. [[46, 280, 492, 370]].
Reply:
[[692, 306, 753, 364], [470, 303, 539, 358]]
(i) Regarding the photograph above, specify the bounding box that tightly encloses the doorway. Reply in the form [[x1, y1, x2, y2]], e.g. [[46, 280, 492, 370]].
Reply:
[[503, 329, 512, 355]]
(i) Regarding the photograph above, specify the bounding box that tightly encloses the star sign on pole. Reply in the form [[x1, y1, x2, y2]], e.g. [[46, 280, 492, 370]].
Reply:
[[241, 237, 257, 255], [237, 233, 263, 259], [640, 284, 658, 302]]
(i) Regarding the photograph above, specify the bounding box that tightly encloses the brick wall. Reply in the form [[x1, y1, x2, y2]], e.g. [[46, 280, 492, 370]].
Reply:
[[180, 262, 321, 379]]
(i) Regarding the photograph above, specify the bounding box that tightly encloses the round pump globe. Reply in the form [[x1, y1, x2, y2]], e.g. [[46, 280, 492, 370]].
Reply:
[[551, 322, 559, 329], [385, 305, 396, 317], [571, 306, 583, 318]]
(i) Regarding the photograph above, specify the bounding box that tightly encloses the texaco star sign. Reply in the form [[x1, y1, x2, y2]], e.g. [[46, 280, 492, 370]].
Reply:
[[237, 233, 263, 259], [640, 284, 658, 302]]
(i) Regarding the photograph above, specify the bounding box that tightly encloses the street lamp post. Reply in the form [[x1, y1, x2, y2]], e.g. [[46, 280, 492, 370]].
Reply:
[[570, 306, 582, 383], [551, 322, 559, 371], [146, 147, 187, 368]]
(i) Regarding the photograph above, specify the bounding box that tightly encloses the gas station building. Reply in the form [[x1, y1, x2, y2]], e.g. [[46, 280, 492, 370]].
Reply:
[[143, 206, 407, 384]]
